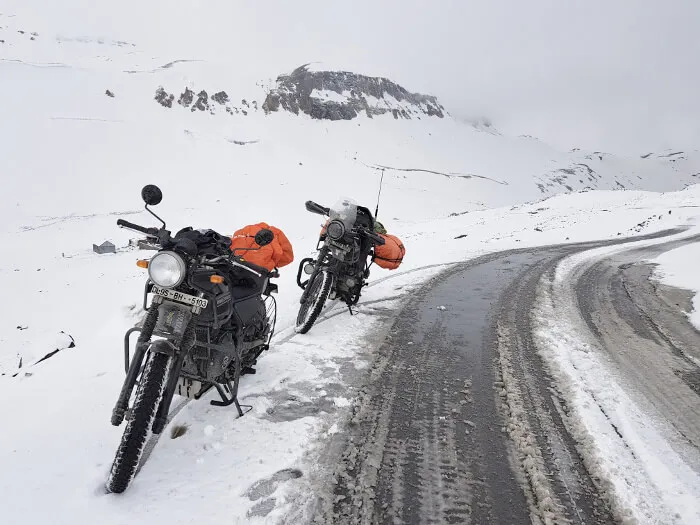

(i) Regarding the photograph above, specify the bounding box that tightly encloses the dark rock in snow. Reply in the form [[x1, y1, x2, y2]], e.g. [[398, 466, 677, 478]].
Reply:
[[212, 91, 229, 104], [155, 87, 174, 108], [178, 88, 194, 107], [192, 90, 209, 112], [105, 89, 115, 98], [263, 64, 445, 121]]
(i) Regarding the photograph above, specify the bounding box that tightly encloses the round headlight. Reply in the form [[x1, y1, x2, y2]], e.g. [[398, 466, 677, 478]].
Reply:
[[148, 251, 186, 288], [326, 220, 345, 240]]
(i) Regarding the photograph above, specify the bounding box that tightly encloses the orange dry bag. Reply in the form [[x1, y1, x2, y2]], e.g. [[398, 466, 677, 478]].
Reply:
[[230, 222, 294, 271], [373, 234, 405, 270]]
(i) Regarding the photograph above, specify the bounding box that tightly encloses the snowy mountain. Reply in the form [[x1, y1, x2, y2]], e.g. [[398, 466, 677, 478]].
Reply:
[[1, 1, 700, 524]]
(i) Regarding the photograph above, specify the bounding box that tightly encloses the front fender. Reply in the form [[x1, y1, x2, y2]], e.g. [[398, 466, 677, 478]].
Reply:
[[149, 339, 177, 357]]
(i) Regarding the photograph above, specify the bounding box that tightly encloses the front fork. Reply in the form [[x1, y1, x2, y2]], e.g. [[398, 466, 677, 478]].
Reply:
[[299, 247, 329, 304], [111, 298, 198, 434], [111, 304, 160, 426], [151, 319, 196, 434]]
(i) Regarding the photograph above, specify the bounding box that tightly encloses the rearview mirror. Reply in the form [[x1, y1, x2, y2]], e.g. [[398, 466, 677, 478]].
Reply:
[[254, 228, 274, 247], [141, 185, 163, 206]]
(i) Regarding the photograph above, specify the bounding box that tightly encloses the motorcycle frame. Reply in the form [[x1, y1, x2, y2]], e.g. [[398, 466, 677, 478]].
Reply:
[[298, 238, 372, 307], [113, 273, 274, 432]]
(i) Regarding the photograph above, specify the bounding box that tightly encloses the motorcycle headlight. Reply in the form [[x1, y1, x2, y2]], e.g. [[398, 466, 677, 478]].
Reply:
[[326, 219, 345, 240], [148, 251, 186, 288]]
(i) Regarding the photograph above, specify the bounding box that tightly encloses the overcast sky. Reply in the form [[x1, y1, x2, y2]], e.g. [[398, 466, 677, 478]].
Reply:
[[236, 0, 700, 154], [13, 0, 700, 154]]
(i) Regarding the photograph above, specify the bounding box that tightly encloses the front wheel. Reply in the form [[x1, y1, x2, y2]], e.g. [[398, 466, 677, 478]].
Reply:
[[106, 352, 170, 493], [295, 269, 333, 334]]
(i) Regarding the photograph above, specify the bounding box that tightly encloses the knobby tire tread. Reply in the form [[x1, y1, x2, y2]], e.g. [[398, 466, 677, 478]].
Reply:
[[296, 270, 333, 334], [106, 352, 170, 493]]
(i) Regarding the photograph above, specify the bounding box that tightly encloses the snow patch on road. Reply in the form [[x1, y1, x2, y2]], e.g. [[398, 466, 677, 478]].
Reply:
[[495, 322, 568, 524], [532, 231, 700, 525]]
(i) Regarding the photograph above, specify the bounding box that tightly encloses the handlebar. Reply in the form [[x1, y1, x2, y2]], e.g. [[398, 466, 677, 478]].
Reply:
[[117, 219, 159, 237], [305, 200, 330, 216], [362, 228, 385, 245]]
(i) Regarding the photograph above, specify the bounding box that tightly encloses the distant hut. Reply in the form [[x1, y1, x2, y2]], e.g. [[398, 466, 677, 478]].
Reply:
[[93, 241, 116, 254]]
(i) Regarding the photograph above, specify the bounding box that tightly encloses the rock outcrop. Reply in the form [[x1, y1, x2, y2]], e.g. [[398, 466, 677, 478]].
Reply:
[[262, 64, 445, 121], [153, 65, 446, 122]]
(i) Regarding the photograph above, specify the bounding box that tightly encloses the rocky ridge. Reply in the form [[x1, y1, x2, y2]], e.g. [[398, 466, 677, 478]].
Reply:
[[153, 64, 446, 122]]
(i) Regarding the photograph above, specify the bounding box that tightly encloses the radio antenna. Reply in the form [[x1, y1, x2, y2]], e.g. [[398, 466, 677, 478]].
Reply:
[[374, 168, 385, 218]]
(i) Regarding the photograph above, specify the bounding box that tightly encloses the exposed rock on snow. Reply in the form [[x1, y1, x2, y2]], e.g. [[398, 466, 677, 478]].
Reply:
[[178, 87, 194, 107], [212, 90, 229, 105], [191, 90, 209, 112], [154, 65, 445, 122], [154, 86, 173, 108], [262, 64, 446, 121]]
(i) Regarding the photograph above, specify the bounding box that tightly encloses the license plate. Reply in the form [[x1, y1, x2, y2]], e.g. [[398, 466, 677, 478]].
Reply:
[[330, 241, 351, 252], [151, 285, 208, 308]]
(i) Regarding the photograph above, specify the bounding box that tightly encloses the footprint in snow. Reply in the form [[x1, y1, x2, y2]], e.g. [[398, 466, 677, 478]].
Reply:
[[244, 468, 303, 501], [247, 498, 277, 518]]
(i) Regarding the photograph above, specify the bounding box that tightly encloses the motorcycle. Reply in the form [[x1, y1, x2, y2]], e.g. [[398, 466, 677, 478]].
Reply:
[[295, 197, 385, 334], [106, 185, 279, 493]]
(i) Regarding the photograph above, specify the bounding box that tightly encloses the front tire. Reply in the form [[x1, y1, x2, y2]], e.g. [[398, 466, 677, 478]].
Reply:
[[106, 352, 170, 493], [295, 269, 333, 334]]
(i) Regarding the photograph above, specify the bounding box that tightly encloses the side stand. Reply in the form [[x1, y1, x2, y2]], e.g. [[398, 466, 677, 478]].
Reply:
[[209, 350, 252, 417]]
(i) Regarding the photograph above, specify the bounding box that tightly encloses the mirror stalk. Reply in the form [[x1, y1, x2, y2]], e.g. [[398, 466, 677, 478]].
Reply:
[[145, 204, 166, 229]]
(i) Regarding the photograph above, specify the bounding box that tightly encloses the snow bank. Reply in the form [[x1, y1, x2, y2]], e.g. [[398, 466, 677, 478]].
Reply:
[[533, 231, 700, 525], [651, 242, 700, 330]]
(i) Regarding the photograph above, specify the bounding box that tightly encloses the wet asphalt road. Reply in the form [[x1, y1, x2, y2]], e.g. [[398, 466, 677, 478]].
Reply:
[[312, 229, 700, 525]]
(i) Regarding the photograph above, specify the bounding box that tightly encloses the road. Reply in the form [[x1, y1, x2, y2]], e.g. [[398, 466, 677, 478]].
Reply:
[[309, 229, 700, 525]]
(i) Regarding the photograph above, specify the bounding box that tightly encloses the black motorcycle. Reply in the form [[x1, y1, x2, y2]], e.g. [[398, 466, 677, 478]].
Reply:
[[295, 198, 385, 334], [107, 185, 279, 493]]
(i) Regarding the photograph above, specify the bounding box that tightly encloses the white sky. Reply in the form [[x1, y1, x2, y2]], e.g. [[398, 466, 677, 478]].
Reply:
[[263, 0, 700, 154], [7, 0, 700, 153], [233, 0, 700, 154]]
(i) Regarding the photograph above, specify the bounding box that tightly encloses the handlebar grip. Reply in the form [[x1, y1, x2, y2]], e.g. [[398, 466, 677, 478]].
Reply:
[[367, 231, 386, 245], [117, 219, 158, 236], [305, 200, 330, 216]]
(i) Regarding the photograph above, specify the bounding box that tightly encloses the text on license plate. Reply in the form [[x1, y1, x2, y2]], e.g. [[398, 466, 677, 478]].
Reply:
[[330, 241, 351, 252], [151, 285, 208, 308]]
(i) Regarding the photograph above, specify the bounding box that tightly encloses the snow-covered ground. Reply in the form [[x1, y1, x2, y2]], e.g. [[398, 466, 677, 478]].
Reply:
[[652, 243, 700, 330], [3, 183, 700, 524], [2, 1, 700, 523]]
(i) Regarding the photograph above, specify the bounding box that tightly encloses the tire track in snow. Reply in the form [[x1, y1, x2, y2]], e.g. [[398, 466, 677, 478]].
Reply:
[[314, 229, 691, 524]]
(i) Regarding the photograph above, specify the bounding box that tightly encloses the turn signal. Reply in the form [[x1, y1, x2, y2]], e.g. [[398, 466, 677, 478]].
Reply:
[[210, 275, 225, 284], [136, 260, 149, 269]]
